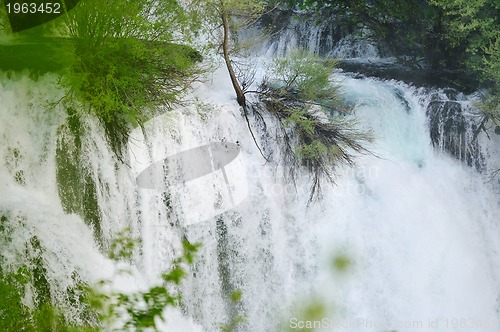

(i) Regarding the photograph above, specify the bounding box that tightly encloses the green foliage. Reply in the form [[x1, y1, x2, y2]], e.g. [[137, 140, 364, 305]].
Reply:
[[56, 123, 103, 245], [260, 53, 370, 201], [0, 267, 31, 331], [481, 38, 500, 86], [280, 298, 327, 332], [278, 0, 492, 81], [0, 267, 96, 332], [88, 237, 201, 331], [220, 314, 246, 332], [284, 0, 499, 133], [192, 0, 265, 33], [430, 0, 500, 75], [0, 1, 10, 36], [63, 0, 191, 44], [219, 290, 246, 332], [180, 240, 202, 265], [282, 0, 447, 68], [56, 0, 202, 157], [301, 300, 326, 322], [108, 227, 141, 261], [295, 141, 328, 161], [285, 109, 319, 139], [331, 253, 352, 273], [273, 51, 339, 105], [0, 212, 97, 330], [229, 289, 242, 303], [430, 0, 499, 44], [63, 37, 201, 156], [430, 0, 500, 126], [0, 38, 74, 75], [477, 93, 500, 128], [1, 0, 203, 157], [190, 0, 266, 109]]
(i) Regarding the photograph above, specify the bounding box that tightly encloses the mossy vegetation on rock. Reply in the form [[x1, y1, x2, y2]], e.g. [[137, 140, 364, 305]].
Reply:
[[0, 212, 96, 331], [56, 115, 102, 246]]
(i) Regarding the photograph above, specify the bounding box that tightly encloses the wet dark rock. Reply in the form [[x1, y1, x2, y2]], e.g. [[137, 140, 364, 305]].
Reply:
[[394, 88, 411, 113], [338, 60, 479, 93], [426, 90, 485, 171]]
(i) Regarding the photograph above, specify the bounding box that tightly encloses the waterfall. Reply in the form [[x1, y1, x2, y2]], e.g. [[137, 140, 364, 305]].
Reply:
[[1, 27, 500, 332], [0, 73, 112, 324], [264, 21, 381, 60], [243, 14, 383, 60]]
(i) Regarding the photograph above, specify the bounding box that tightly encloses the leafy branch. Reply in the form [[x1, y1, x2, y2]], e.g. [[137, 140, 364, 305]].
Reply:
[[255, 51, 371, 201], [85, 231, 201, 331]]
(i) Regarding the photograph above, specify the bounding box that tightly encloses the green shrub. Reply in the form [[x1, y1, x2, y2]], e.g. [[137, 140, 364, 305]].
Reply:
[[83, 232, 201, 331], [57, 0, 202, 157], [258, 52, 370, 201]]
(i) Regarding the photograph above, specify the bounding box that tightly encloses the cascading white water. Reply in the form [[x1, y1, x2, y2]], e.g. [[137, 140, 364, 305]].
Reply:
[[0, 73, 113, 323], [308, 77, 500, 331], [251, 16, 382, 60], [0, 73, 202, 329], [1, 35, 500, 332], [162, 70, 500, 331]]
